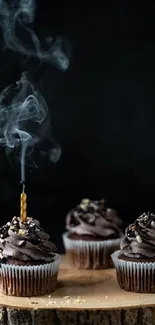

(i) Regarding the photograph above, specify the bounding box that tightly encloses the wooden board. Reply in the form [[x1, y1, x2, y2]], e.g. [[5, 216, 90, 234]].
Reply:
[[1, 255, 155, 310], [0, 256, 155, 324]]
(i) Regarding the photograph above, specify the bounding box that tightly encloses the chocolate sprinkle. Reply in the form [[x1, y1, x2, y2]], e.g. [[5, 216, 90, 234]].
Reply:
[[0, 216, 57, 262], [121, 211, 155, 258]]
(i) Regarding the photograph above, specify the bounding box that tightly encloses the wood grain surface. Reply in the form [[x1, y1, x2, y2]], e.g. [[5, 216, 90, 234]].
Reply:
[[0, 256, 155, 324]]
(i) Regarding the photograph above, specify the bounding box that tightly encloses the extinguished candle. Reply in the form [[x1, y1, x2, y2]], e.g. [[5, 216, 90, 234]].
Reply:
[[20, 187, 27, 222]]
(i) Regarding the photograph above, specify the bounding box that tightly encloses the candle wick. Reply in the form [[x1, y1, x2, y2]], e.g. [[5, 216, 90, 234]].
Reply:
[[20, 181, 26, 193], [21, 182, 25, 193]]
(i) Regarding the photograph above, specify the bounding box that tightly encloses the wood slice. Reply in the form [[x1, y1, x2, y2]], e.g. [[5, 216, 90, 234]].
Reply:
[[0, 256, 155, 324]]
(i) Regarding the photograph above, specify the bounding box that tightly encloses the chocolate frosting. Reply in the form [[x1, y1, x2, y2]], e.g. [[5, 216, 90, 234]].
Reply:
[[121, 212, 155, 258], [0, 216, 57, 262], [66, 199, 123, 238]]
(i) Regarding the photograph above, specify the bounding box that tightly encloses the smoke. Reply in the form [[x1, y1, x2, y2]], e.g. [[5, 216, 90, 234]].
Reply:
[[0, 0, 70, 70], [0, 0, 70, 183], [0, 0, 70, 184], [0, 71, 61, 182]]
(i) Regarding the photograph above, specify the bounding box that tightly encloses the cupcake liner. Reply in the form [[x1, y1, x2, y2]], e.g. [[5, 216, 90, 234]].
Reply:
[[111, 250, 155, 293], [1, 254, 61, 296], [62, 232, 121, 269]]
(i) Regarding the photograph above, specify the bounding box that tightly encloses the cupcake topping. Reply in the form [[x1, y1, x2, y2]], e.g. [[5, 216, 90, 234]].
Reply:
[[121, 212, 155, 258], [66, 199, 123, 238], [0, 216, 56, 262]]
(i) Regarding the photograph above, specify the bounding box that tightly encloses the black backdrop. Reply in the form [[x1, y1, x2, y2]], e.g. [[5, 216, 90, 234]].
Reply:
[[0, 1, 155, 252]]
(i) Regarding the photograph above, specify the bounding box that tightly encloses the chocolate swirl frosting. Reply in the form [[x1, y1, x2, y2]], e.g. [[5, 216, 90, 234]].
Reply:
[[0, 216, 56, 262], [121, 212, 155, 258], [66, 199, 123, 238]]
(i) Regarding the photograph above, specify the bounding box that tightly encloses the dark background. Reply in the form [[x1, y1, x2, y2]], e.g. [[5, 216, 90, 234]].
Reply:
[[0, 1, 155, 252]]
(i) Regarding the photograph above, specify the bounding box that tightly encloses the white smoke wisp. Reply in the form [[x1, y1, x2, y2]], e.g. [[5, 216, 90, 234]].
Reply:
[[0, 0, 70, 70], [0, 72, 61, 182]]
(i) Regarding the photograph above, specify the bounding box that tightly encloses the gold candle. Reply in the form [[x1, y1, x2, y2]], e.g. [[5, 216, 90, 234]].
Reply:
[[20, 191, 27, 222]]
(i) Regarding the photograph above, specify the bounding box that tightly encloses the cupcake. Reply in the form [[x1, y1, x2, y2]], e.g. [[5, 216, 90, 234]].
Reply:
[[0, 216, 60, 296], [62, 199, 123, 269], [111, 212, 155, 293]]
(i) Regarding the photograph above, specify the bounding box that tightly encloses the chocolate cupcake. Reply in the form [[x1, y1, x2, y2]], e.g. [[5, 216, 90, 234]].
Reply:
[[62, 199, 123, 269], [111, 212, 155, 293], [0, 216, 60, 296]]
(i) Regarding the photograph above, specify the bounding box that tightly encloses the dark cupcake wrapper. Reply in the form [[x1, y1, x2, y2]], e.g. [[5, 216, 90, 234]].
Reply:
[[1, 254, 60, 296], [111, 250, 155, 293], [62, 232, 121, 269]]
